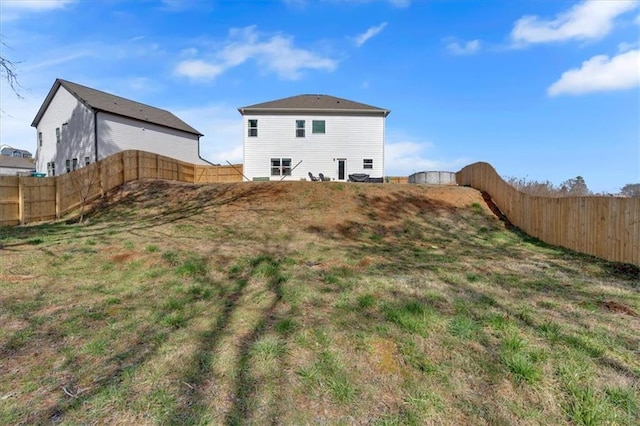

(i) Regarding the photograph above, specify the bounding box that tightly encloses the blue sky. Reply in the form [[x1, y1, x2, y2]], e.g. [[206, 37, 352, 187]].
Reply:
[[1, 0, 638, 193]]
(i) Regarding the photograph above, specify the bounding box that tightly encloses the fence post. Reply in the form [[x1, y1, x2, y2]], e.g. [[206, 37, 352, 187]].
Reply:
[[18, 176, 24, 225], [55, 177, 61, 219], [99, 157, 105, 198]]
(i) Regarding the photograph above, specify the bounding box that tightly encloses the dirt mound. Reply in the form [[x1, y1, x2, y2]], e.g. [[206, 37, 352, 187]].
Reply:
[[91, 180, 491, 221]]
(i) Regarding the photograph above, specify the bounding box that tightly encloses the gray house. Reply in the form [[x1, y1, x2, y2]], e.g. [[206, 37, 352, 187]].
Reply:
[[1, 145, 33, 158], [32, 79, 210, 176]]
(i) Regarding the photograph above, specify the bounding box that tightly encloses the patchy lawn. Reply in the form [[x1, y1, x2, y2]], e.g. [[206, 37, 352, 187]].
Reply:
[[1, 180, 638, 425]]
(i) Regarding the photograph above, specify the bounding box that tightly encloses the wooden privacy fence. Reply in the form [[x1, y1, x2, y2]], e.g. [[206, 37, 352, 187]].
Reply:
[[0, 150, 243, 226], [457, 162, 640, 266]]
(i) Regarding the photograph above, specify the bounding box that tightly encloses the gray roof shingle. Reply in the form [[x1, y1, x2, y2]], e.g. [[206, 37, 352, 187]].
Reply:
[[238, 94, 390, 116], [0, 156, 36, 170], [32, 79, 203, 136]]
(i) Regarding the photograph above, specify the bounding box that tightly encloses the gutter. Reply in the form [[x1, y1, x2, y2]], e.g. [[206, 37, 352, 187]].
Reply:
[[238, 107, 391, 117]]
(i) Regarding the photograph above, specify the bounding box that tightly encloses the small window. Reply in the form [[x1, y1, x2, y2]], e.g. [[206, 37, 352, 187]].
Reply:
[[72, 158, 78, 171], [296, 120, 305, 138], [270, 158, 292, 176], [51, 162, 56, 177], [38, 132, 43, 147], [85, 156, 90, 166], [363, 159, 373, 169], [56, 128, 61, 144], [65, 159, 70, 173], [47, 162, 52, 176], [248, 119, 258, 137], [271, 158, 281, 176], [312, 120, 325, 134], [282, 158, 291, 176]]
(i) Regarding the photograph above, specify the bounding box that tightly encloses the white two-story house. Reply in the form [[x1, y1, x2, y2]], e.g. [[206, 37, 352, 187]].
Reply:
[[238, 94, 390, 181], [32, 79, 210, 176]]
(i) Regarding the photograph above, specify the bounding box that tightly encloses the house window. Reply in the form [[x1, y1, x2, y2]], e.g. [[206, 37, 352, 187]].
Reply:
[[312, 120, 325, 134], [248, 119, 258, 137], [296, 120, 305, 138], [51, 162, 55, 177], [72, 158, 78, 171], [270, 158, 292, 176], [85, 156, 90, 166], [47, 162, 52, 176], [38, 132, 43, 147], [364, 159, 373, 169], [56, 128, 61, 144], [66, 159, 71, 173]]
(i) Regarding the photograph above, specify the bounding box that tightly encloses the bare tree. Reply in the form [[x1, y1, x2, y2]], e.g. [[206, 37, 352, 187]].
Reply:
[[69, 164, 100, 223], [505, 175, 592, 197], [0, 37, 22, 100], [504, 176, 559, 197]]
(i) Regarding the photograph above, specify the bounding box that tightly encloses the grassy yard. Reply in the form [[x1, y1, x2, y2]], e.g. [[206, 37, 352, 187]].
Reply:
[[1, 180, 638, 425]]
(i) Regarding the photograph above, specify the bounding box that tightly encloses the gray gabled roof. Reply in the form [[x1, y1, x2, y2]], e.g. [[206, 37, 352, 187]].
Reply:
[[31, 79, 203, 136], [238, 94, 390, 117], [0, 156, 36, 170]]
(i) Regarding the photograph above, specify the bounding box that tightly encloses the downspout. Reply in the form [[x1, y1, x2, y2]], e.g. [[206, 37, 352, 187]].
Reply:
[[94, 110, 99, 162]]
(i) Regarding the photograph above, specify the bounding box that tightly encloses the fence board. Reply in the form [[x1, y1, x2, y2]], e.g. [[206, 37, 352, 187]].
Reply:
[[0, 150, 245, 226], [457, 161, 639, 266], [0, 176, 20, 226]]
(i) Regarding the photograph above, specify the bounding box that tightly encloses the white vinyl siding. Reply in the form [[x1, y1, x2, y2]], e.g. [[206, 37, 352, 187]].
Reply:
[[35, 86, 95, 174], [243, 114, 384, 181], [35, 85, 208, 174], [96, 113, 207, 165]]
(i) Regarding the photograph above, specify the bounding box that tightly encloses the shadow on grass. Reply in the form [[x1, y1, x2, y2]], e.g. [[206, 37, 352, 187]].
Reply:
[[164, 253, 292, 425], [0, 180, 286, 250], [22, 325, 167, 424]]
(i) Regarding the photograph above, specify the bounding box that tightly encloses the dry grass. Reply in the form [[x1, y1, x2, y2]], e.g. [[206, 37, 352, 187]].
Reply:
[[1, 180, 638, 425]]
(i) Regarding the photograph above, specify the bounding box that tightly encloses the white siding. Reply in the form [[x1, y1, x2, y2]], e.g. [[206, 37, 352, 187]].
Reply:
[[98, 113, 207, 165], [35, 86, 95, 175], [0, 166, 35, 176], [243, 114, 385, 181], [35, 87, 208, 174]]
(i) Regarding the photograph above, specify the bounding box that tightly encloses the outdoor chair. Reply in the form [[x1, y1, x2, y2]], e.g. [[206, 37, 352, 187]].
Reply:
[[308, 172, 319, 181]]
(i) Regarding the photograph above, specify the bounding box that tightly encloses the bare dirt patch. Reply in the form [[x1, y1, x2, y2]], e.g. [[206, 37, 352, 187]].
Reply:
[[600, 300, 638, 317]]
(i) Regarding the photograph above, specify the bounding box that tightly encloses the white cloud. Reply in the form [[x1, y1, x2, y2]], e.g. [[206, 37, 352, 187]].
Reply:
[[174, 26, 337, 81], [446, 39, 480, 55], [511, 0, 639, 45], [0, 0, 74, 21], [1, 0, 74, 11], [384, 137, 469, 176], [175, 60, 225, 80], [21, 51, 91, 72], [548, 49, 640, 96], [353, 22, 388, 47], [635, 13, 640, 24]]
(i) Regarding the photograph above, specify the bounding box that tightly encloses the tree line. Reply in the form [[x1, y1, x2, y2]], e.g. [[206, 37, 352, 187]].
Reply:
[[505, 176, 640, 198]]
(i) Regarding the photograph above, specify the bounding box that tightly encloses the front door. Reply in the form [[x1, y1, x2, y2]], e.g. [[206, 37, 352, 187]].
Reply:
[[337, 159, 346, 181]]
